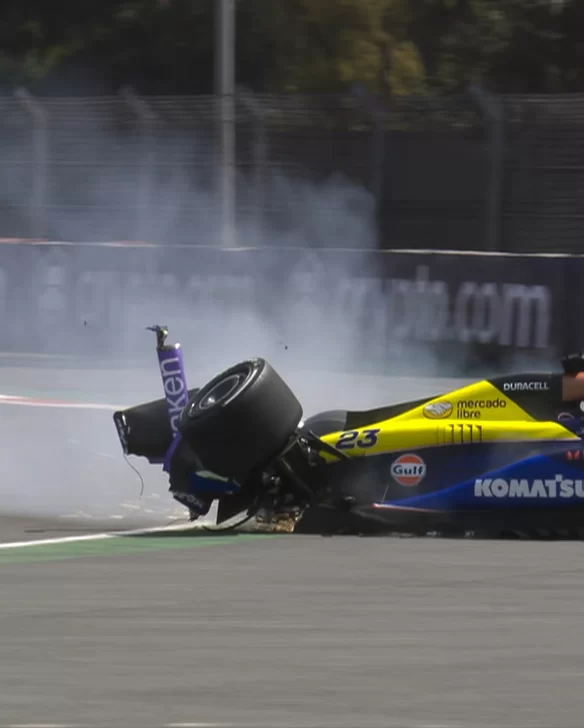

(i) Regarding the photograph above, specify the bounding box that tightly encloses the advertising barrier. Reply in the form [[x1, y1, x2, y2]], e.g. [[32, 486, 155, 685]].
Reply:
[[0, 242, 578, 374]]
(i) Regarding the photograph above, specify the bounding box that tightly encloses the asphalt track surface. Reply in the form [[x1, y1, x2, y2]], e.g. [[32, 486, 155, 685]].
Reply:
[[2, 363, 584, 728]]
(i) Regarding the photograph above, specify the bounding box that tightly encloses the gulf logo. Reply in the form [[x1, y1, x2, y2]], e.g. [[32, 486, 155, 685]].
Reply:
[[390, 453, 427, 487]]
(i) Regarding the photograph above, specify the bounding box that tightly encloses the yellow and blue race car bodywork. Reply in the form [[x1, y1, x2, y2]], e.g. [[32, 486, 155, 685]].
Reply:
[[305, 375, 584, 536], [114, 327, 584, 538]]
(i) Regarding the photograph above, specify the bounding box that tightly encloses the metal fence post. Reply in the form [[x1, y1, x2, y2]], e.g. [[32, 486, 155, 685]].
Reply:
[[350, 84, 385, 245], [15, 88, 48, 239], [120, 86, 157, 242], [469, 84, 505, 252], [237, 86, 268, 245], [215, 0, 237, 248], [372, 100, 385, 214]]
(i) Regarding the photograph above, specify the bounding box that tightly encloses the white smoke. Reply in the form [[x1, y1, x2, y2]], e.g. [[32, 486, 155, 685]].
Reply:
[[0, 94, 548, 522]]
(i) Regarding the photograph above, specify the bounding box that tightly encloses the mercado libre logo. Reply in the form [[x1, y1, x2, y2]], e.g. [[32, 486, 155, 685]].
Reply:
[[390, 454, 427, 487], [423, 401, 453, 419]]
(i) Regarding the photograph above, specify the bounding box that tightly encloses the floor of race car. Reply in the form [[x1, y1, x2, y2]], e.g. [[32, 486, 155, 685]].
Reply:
[[2, 362, 584, 726], [290, 505, 584, 540]]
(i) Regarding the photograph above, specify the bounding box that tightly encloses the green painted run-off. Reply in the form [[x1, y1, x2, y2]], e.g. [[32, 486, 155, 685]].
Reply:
[[0, 532, 277, 564]]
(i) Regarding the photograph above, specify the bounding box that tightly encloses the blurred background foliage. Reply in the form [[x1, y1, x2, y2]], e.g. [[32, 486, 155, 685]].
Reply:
[[0, 0, 581, 95]]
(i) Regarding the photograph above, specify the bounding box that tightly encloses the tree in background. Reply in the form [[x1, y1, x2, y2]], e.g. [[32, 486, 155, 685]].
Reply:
[[0, 0, 580, 95], [238, 0, 425, 95]]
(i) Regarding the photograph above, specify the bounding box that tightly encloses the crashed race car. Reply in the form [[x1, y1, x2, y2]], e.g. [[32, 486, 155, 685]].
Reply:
[[113, 326, 584, 538]]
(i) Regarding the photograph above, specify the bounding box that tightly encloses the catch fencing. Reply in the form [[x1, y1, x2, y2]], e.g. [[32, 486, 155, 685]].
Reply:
[[1, 90, 584, 253]]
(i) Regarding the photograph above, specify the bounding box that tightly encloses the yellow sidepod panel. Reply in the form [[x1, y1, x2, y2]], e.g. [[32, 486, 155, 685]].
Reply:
[[319, 420, 580, 462], [395, 380, 533, 423], [318, 379, 580, 462]]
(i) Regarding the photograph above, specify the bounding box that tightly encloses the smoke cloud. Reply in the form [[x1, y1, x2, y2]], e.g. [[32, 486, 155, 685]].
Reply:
[[0, 95, 538, 521]]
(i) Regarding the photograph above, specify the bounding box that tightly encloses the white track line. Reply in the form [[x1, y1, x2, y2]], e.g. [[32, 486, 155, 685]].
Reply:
[[0, 394, 122, 410], [0, 521, 206, 550]]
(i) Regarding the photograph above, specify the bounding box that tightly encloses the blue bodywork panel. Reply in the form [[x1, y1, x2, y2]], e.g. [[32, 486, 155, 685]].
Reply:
[[384, 453, 584, 511]]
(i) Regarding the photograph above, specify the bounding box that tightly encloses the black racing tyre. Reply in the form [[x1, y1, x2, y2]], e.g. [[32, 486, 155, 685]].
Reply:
[[178, 358, 303, 483]]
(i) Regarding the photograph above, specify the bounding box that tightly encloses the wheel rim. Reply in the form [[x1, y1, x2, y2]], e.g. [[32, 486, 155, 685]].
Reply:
[[193, 373, 245, 413]]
